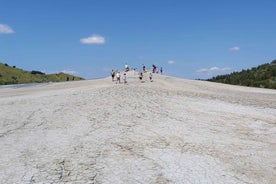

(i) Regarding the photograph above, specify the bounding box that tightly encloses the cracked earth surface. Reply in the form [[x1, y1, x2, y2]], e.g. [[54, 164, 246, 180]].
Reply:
[[0, 72, 275, 183]]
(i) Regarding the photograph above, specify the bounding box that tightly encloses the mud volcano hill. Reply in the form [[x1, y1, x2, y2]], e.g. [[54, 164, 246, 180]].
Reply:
[[0, 70, 275, 183]]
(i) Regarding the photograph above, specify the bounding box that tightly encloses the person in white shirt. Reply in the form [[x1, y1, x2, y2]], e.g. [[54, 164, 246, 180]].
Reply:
[[125, 64, 129, 72], [116, 72, 121, 84], [123, 73, 127, 84]]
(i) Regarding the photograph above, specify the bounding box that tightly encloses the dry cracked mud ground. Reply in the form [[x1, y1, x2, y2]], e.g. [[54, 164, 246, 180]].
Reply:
[[0, 71, 275, 183]]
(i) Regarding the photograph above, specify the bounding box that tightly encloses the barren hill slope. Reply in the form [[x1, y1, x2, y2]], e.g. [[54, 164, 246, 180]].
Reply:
[[0, 72, 275, 183]]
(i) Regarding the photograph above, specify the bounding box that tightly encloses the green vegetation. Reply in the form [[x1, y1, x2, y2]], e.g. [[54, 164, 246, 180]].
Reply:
[[207, 60, 276, 89], [0, 62, 84, 85]]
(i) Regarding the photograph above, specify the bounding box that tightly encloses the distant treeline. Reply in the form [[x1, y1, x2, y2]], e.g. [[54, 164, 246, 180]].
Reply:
[[207, 60, 276, 89], [0, 62, 84, 85]]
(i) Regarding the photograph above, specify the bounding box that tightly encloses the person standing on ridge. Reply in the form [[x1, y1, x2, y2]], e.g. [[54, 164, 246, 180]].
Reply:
[[123, 73, 127, 84], [116, 72, 121, 84], [111, 70, 115, 81], [125, 63, 129, 72], [149, 72, 153, 82], [142, 64, 146, 72], [139, 72, 143, 81], [152, 64, 157, 73]]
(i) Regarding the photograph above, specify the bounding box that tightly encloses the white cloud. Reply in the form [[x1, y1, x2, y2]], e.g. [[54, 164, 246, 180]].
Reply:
[[80, 34, 105, 44], [61, 69, 78, 75], [196, 66, 232, 78], [168, 60, 175, 64], [229, 46, 240, 51], [0, 24, 15, 34]]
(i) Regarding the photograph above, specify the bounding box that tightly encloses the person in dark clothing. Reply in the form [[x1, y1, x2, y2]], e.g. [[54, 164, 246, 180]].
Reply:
[[111, 70, 115, 81], [142, 64, 146, 72], [139, 72, 143, 81], [152, 64, 157, 73], [149, 72, 153, 82]]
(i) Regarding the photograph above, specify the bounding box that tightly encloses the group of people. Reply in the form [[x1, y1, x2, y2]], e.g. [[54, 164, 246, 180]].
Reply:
[[142, 64, 163, 74], [111, 70, 153, 84], [111, 70, 127, 84], [152, 64, 162, 74], [111, 64, 162, 84], [138, 72, 153, 82]]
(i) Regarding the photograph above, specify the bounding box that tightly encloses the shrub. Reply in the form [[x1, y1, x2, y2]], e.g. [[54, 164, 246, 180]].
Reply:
[[31, 70, 45, 75]]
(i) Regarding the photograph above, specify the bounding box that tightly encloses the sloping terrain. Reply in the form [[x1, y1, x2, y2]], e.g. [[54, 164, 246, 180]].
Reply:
[[0, 62, 83, 85], [0, 71, 275, 183]]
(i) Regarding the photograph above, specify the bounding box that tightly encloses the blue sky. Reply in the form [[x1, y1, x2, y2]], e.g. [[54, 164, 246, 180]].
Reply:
[[0, 0, 275, 79]]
